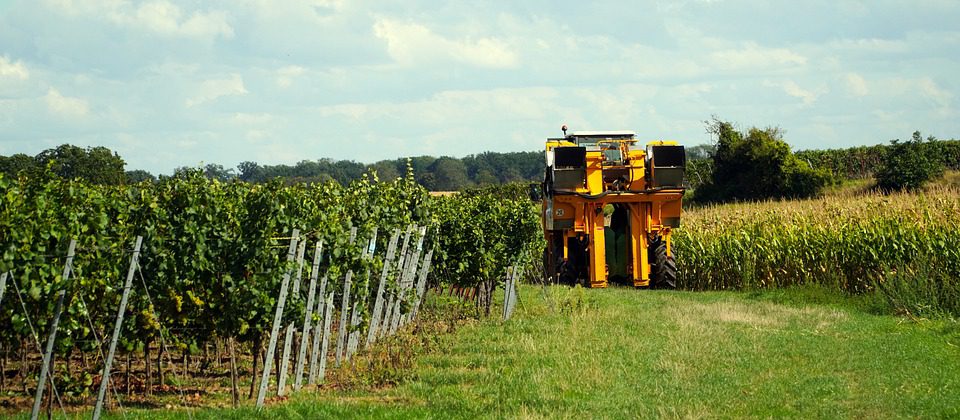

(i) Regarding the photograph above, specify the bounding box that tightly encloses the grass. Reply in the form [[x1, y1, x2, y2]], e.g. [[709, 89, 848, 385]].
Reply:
[[65, 284, 960, 419]]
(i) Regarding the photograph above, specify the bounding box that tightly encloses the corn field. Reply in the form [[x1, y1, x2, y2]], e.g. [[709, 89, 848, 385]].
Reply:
[[674, 187, 960, 316]]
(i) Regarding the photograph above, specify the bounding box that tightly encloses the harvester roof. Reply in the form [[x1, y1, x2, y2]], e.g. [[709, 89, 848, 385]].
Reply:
[[547, 131, 637, 146]]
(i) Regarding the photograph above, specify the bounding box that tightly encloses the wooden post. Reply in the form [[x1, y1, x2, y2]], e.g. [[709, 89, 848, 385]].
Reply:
[[31, 239, 75, 420], [366, 229, 400, 349], [294, 240, 322, 390], [347, 228, 378, 359], [380, 226, 413, 339], [507, 277, 516, 319], [335, 227, 357, 366], [317, 292, 334, 384], [0, 271, 7, 309], [291, 239, 307, 296], [410, 249, 434, 321], [503, 266, 514, 320], [392, 226, 426, 334], [93, 236, 143, 420], [229, 338, 239, 407], [277, 324, 295, 396], [255, 230, 299, 409], [307, 275, 327, 385], [334, 270, 352, 366]]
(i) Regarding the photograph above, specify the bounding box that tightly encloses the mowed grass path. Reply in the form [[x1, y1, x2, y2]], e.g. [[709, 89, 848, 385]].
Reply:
[[123, 286, 959, 419]]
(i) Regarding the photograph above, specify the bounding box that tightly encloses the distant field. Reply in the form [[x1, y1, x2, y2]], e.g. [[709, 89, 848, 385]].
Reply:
[[78, 285, 960, 419]]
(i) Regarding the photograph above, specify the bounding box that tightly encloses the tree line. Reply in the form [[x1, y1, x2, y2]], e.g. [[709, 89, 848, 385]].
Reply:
[[0, 145, 543, 191], [232, 152, 543, 191], [3, 126, 957, 195], [687, 118, 958, 203]]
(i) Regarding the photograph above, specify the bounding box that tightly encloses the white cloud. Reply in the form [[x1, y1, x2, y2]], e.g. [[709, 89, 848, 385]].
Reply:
[[763, 80, 827, 106], [373, 18, 519, 69], [881, 77, 954, 107], [916, 78, 953, 107], [845, 73, 869, 97], [45, 88, 90, 117], [276, 66, 305, 88], [114, 1, 233, 39], [186, 74, 248, 107], [0, 56, 30, 80], [317, 103, 368, 120], [711, 42, 807, 70], [243, 0, 346, 21], [10, 2, 960, 174], [46, 0, 233, 39], [828, 37, 908, 54], [245, 129, 270, 141], [233, 112, 275, 125]]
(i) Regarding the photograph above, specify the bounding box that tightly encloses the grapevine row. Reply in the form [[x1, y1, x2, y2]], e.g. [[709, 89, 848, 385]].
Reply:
[[0, 167, 538, 412]]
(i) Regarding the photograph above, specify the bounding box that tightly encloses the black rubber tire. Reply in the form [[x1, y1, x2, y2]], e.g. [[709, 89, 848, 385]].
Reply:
[[557, 260, 579, 285], [649, 237, 677, 289], [546, 243, 577, 285]]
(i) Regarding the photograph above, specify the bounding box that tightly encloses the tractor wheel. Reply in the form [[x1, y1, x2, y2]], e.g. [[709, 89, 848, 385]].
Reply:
[[558, 260, 579, 286], [649, 237, 677, 289]]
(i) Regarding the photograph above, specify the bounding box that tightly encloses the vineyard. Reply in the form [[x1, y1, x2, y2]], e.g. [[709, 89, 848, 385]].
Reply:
[[3, 161, 960, 417], [0, 167, 539, 417]]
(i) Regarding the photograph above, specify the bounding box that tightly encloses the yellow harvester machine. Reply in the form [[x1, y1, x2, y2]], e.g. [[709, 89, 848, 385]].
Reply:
[[540, 129, 685, 288]]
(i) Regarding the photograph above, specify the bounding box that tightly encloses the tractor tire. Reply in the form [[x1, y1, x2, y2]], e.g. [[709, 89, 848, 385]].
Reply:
[[649, 237, 677, 289], [558, 260, 579, 286]]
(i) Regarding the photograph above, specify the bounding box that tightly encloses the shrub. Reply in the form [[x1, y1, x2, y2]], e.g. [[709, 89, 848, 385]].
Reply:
[[875, 131, 945, 191], [694, 119, 833, 203]]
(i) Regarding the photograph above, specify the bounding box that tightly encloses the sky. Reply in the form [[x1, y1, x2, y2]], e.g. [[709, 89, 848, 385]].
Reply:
[[0, 0, 958, 175]]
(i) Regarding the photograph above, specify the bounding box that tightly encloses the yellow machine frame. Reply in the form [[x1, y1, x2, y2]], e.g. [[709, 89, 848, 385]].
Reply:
[[541, 132, 684, 288]]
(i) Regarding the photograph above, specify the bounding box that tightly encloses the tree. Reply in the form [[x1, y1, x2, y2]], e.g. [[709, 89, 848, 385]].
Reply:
[[237, 161, 263, 182], [203, 163, 236, 181], [474, 168, 499, 185], [34, 144, 126, 184], [695, 118, 833, 202], [685, 144, 716, 161], [370, 161, 401, 181], [0, 153, 38, 178], [875, 131, 944, 191], [126, 169, 156, 183], [428, 157, 471, 191]]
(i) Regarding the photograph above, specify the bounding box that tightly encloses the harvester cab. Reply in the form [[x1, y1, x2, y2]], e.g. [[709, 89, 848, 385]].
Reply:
[[540, 129, 686, 288]]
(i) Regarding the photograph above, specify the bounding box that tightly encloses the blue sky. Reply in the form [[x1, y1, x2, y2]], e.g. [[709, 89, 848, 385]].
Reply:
[[1, 0, 958, 175]]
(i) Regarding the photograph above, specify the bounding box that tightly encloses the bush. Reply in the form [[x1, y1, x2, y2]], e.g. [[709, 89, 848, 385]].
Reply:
[[875, 131, 945, 191], [694, 119, 833, 203]]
